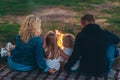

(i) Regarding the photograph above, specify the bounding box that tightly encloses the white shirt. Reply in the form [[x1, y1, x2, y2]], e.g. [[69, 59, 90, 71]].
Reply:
[[46, 57, 60, 71], [44, 48, 60, 71], [63, 47, 80, 70]]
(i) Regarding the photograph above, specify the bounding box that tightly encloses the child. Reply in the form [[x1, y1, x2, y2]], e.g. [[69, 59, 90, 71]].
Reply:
[[44, 31, 68, 72], [62, 33, 80, 71]]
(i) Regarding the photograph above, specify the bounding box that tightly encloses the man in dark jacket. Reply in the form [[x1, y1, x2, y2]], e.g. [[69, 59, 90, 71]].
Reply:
[[64, 14, 120, 76]]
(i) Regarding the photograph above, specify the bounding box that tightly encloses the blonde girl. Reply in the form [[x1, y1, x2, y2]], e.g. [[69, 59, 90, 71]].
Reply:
[[62, 33, 80, 71], [44, 31, 68, 71]]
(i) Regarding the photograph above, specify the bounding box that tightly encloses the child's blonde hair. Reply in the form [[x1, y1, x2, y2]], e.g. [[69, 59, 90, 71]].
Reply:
[[19, 15, 42, 43], [63, 33, 75, 48], [45, 31, 59, 59]]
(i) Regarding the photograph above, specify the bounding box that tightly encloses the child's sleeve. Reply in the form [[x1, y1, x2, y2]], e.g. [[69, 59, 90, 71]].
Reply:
[[60, 48, 69, 60]]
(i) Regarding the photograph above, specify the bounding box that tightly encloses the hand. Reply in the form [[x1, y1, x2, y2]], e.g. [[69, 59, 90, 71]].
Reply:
[[49, 68, 56, 74], [6, 51, 10, 56]]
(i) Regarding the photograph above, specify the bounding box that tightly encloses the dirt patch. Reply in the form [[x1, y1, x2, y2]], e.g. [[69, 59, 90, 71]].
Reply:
[[0, 7, 79, 25], [0, 3, 118, 26], [0, 2, 120, 33], [0, 2, 120, 24], [0, 6, 112, 32], [0, 3, 120, 47], [92, 2, 120, 11]]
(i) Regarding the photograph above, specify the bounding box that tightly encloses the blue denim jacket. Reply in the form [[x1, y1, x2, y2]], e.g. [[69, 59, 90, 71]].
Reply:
[[10, 35, 50, 71]]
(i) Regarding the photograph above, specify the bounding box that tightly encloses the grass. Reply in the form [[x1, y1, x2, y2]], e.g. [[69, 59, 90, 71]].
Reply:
[[42, 21, 75, 35], [0, 0, 119, 16], [0, 0, 120, 45], [106, 17, 120, 35], [0, 0, 120, 65], [103, 6, 120, 33], [0, 23, 20, 43]]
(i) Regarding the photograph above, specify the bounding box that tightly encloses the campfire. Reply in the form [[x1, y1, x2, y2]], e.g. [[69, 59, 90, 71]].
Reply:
[[55, 30, 64, 49]]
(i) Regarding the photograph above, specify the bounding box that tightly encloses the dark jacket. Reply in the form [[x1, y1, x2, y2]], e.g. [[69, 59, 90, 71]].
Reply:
[[11, 35, 48, 70], [64, 24, 120, 76]]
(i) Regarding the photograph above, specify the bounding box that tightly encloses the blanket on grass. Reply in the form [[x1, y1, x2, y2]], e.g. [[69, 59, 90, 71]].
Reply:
[[0, 63, 120, 80]]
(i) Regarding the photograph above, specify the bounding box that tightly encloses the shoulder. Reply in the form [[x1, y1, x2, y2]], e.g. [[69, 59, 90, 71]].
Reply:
[[64, 48, 73, 55], [31, 36, 43, 45], [103, 30, 118, 37], [16, 35, 21, 39], [32, 36, 43, 41], [75, 32, 82, 39]]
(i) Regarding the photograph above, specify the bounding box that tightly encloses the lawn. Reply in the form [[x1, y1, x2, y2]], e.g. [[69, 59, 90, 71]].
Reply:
[[0, 0, 120, 16], [0, 0, 120, 47]]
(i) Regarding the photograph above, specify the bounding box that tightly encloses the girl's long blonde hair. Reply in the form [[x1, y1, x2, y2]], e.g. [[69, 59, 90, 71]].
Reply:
[[45, 31, 59, 59], [19, 15, 42, 43]]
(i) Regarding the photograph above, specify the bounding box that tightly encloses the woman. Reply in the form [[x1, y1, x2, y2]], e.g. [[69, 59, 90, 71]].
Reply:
[[7, 15, 55, 73]]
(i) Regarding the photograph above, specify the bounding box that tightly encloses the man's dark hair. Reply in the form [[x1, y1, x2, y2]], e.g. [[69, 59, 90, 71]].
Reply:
[[81, 14, 95, 23]]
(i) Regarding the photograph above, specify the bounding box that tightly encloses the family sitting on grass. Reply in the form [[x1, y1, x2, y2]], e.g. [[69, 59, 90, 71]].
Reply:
[[0, 14, 120, 77]]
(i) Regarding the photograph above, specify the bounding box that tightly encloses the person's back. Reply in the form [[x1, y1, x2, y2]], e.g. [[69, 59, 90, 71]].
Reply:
[[77, 24, 110, 76], [11, 35, 42, 66], [44, 31, 61, 71], [64, 14, 120, 76], [7, 15, 55, 73]]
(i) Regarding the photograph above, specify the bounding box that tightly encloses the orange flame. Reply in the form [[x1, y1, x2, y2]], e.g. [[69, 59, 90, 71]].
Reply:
[[55, 30, 64, 49]]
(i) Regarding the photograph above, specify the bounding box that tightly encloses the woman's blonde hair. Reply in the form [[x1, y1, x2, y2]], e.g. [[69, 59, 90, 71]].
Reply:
[[63, 33, 75, 48], [19, 15, 42, 43], [45, 31, 59, 59]]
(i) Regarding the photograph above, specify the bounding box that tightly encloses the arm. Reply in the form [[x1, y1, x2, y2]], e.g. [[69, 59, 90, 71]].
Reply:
[[104, 30, 120, 44], [64, 34, 81, 72], [35, 37, 50, 72], [106, 44, 117, 70], [59, 48, 69, 60]]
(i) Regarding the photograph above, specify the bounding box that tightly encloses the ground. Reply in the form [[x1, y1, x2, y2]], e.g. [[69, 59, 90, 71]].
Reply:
[[0, 2, 120, 47], [0, 2, 120, 27]]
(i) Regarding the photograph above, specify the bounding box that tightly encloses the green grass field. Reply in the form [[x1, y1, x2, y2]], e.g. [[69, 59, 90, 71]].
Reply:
[[0, 0, 120, 47], [0, 0, 120, 16]]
